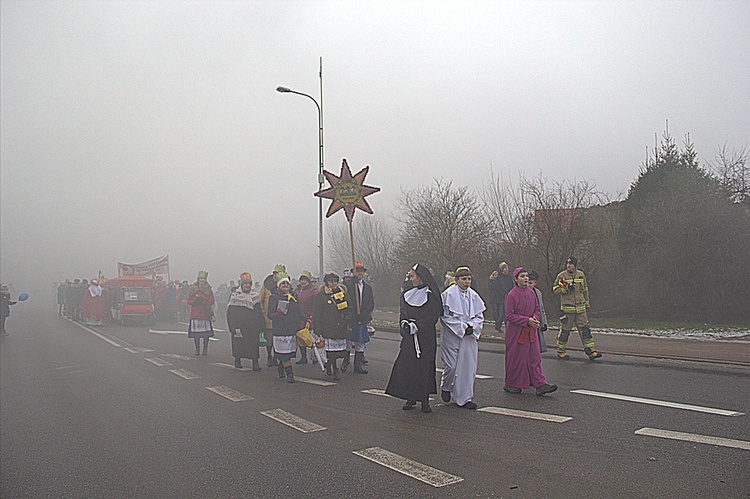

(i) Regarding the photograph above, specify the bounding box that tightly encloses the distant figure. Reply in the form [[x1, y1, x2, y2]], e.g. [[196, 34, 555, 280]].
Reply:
[[81, 279, 105, 326], [385, 264, 443, 413], [553, 257, 602, 361], [294, 271, 318, 364], [528, 270, 548, 353], [57, 282, 66, 316], [503, 267, 557, 396], [226, 273, 263, 370], [439, 267, 485, 410], [1, 284, 17, 336], [259, 264, 285, 367], [488, 262, 514, 331], [188, 271, 215, 356]]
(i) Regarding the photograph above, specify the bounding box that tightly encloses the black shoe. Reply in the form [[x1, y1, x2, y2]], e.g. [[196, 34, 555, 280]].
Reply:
[[535, 384, 558, 396], [285, 366, 295, 383], [585, 348, 603, 360], [354, 352, 368, 374], [340, 353, 351, 372], [278, 362, 286, 378], [503, 386, 521, 394], [459, 401, 477, 410], [421, 401, 432, 413], [266, 357, 273, 367], [441, 390, 451, 403], [403, 400, 416, 410], [556, 352, 569, 360], [252, 359, 261, 371], [234, 358, 243, 369]]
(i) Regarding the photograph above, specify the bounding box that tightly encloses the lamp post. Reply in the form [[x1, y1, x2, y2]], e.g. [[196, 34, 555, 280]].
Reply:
[[276, 59, 325, 280]]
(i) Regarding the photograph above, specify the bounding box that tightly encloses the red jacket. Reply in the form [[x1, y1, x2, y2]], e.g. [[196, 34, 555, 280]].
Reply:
[[295, 284, 319, 325], [188, 290, 215, 320]]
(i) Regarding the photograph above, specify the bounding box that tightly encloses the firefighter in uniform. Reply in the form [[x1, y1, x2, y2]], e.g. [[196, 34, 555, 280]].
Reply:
[[552, 256, 602, 361]]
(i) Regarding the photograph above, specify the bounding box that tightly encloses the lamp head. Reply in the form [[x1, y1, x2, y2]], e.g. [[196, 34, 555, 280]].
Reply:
[[276, 86, 291, 93]]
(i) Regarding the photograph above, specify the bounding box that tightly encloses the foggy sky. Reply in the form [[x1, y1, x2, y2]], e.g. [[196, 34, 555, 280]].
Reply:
[[1, 0, 748, 298]]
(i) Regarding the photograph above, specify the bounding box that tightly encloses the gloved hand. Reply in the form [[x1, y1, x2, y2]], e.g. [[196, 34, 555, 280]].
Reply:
[[464, 325, 474, 338]]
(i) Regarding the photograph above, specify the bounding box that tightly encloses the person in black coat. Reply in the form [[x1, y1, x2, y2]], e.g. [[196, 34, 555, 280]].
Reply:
[[385, 264, 443, 413], [342, 261, 374, 374]]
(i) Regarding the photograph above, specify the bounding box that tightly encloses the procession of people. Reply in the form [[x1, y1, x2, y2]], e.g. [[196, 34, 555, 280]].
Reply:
[[7, 254, 602, 413]]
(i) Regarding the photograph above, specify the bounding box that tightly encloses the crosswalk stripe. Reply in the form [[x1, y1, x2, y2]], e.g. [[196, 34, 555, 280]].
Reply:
[[144, 357, 172, 366], [260, 409, 326, 433], [353, 447, 463, 487], [571, 389, 744, 416], [635, 427, 750, 451], [168, 368, 202, 380], [124, 346, 153, 353], [206, 385, 253, 402], [362, 389, 394, 398], [478, 406, 572, 423], [161, 354, 193, 361]]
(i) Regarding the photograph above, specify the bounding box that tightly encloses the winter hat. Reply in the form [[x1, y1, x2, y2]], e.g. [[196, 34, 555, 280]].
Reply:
[[240, 272, 252, 285], [566, 256, 578, 267], [528, 270, 540, 281]]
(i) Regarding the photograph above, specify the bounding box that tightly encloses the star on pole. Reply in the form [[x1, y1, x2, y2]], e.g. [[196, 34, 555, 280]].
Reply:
[[315, 159, 380, 222]]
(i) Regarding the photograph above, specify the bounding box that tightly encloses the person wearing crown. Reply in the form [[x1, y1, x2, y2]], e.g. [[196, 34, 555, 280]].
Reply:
[[188, 270, 215, 356], [314, 273, 351, 381], [226, 272, 263, 370], [259, 264, 285, 367], [266, 272, 306, 383]]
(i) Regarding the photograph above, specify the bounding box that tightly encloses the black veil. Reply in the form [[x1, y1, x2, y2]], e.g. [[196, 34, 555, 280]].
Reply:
[[411, 263, 443, 310]]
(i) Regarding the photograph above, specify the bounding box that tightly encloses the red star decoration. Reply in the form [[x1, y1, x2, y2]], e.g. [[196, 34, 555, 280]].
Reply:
[[315, 159, 380, 222]]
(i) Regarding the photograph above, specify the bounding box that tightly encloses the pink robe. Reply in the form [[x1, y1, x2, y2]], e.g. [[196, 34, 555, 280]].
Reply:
[[504, 285, 546, 389]]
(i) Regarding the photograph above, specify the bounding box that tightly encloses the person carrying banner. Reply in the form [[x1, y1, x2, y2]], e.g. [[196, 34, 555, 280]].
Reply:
[[188, 271, 215, 356]]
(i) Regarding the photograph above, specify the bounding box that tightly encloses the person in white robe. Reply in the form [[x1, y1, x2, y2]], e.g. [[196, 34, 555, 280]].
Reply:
[[439, 266, 485, 409]]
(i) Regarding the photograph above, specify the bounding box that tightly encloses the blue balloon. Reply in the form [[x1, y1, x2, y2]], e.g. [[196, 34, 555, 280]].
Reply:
[[18, 292, 29, 301]]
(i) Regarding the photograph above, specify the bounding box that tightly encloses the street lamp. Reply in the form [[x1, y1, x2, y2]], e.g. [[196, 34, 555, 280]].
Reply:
[[276, 60, 325, 280]]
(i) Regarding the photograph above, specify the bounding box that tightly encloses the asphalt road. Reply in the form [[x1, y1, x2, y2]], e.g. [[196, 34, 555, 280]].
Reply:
[[2, 307, 749, 498]]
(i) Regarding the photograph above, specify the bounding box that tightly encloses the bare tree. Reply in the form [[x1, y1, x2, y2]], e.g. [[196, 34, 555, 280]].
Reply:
[[709, 143, 749, 204]]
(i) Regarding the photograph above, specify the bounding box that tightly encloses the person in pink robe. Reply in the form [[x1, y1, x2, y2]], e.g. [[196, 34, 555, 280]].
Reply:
[[81, 279, 105, 326], [503, 267, 557, 396]]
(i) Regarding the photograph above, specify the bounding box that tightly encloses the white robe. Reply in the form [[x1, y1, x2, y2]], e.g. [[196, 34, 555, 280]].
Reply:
[[439, 284, 485, 406]]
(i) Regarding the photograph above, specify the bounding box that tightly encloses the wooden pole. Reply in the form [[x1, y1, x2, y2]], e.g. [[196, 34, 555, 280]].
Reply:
[[348, 218, 361, 314]]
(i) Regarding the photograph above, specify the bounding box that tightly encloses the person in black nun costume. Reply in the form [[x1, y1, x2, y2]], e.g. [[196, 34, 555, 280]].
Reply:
[[385, 263, 443, 413]]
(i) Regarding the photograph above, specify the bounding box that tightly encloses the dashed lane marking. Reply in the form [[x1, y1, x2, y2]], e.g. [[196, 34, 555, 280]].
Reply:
[[353, 447, 463, 488], [436, 367, 492, 379], [66, 318, 121, 347], [635, 427, 750, 451], [148, 329, 186, 335], [145, 357, 172, 367], [161, 354, 193, 361], [478, 406, 572, 423], [571, 389, 745, 416], [295, 377, 336, 386], [260, 409, 326, 433], [206, 385, 253, 402], [168, 368, 202, 380], [124, 346, 153, 353]]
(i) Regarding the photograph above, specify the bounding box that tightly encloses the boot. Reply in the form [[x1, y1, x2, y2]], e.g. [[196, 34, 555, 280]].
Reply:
[[354, 352, 368, 374], [296, 346, 308, 364], [325, 360, 333, 377], [252, 359, 261, 371], [202, 339, 209, 355], [194, 339, 200, 356], [332, 364, 340, 381], [340, 351, 351, 372], [266, 345, 273, 367], [285, 365, 295, 383], [234, 357, 242, 369], [278, 361, 286, 378]]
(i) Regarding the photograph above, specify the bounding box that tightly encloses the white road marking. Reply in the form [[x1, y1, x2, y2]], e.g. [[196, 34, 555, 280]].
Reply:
[[52, 365, 81, 370], [260, 409, 326, 433], [145, 357, 172, 367], [478, 406, 572, 423], [571, 389, 745, 416], [295, 377, 336, 386], [353, 447, 463, 487], [161, 353, 193, 361], [635, 427, 750, 451], [212, 362, 239, 369], [206, 385, 253, 402], [362, 389, 394, 398], [436, 367, 492, 379], [124, 346, 153, 353], [67, 318, 121, 347], [149, 329, 185, 335], [168, 368, 202, 380]]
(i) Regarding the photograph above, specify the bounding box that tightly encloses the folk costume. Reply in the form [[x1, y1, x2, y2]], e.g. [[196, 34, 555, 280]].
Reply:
[[385, 264, 442, 412], [266, 274, 306, 382], [81, 279, 105, 326], [187, 271, 215, 355], [343, 261, 374, 374], [226, 273, 263, 370], [439, 267, 485, 409], [259, 264, 285, 366], [313, 274, 351, 381], [1, 285, 16, 336], [552, 257, 601, 360], [294, 271, 318, 364]]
